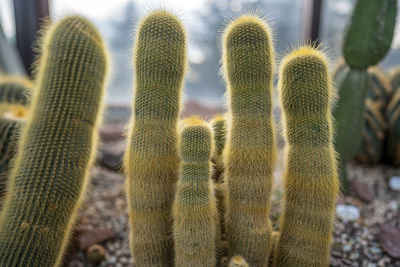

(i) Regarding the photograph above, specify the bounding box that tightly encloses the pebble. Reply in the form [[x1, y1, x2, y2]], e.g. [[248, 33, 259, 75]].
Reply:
[[336, 204, 360, 221], [389, 176, 400, 191]]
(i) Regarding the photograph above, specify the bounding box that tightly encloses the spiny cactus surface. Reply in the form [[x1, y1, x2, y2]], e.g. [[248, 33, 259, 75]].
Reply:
[[222, 15, 275, 266], [124, 10, 187, 266], [275, 46, 339, 266], [0, 15, 108, 266], [173, 117, 216, 267]]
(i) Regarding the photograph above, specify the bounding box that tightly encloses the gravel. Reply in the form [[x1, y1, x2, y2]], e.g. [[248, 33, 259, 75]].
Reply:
[[66, 142, 400, 266]]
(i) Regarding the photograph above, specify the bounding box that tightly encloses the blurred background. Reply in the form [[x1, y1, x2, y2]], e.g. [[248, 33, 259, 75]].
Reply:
[[1, 0, 400, 117]]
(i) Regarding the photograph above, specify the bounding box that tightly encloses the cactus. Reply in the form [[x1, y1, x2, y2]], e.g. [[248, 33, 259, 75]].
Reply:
[[211, 115, 227, 183], [124, 10, 187, 266], [334, 0, 397, 189], [0, 76, 32, 108], [354, 68, 390, 164], [0, 77, 32, 203], [275, 46, 339, 266], [343, 0, 397, 70], [386, 84, 400, 166], [228, 255, 249, 267], [222, 15, 275, 266], [389, 66, 400, 91], [0, 15, 108, 266], [173, 117, 216, 267]]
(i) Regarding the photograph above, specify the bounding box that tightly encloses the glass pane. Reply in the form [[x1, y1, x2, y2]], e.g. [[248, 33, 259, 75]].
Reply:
[[51, 0, 305, 107]]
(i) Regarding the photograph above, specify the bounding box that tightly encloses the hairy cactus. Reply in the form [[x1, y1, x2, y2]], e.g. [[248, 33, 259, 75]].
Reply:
[[0, 77, 32, 202], [211, 115, 227, 183], [228, 255, 249, 267], [124, 10, 187, 266], [275, 46, 339, 266], [0, 15, 108, 266], [173, 117, 216, 267], [222, 15, 275, 266], [343, 0, 397, 69]]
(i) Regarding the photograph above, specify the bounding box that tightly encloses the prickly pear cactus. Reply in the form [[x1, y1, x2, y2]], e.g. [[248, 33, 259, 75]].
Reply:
[[343, 0, 397, 69]]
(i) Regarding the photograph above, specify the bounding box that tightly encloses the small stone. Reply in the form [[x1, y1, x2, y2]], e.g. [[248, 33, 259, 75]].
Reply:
[[350, 178, 375, 202], [379, 224, 400, 258], [342, 244, 352, 252], [389, 176, 400, 191], [86, 244, 106, 263], [108, 256, 117, 264], [79, 227, 115, 250], [100, 124, 124, 143], [336, 204, 360, 222]]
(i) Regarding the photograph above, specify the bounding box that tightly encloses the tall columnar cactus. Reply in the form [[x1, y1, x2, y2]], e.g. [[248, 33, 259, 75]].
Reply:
[[334, 0, 397, 189], [222, 15, 275, 266], [173, 117, 216, 267], [275, 46, 339, 266], [0, 77, 32, 202], [0, 15, 108, 266], [124, 10, 187, 266]]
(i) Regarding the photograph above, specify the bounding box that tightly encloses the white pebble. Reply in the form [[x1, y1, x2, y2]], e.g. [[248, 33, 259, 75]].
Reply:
[[389, 176, 400, 191], [336, 204, 360, 221]]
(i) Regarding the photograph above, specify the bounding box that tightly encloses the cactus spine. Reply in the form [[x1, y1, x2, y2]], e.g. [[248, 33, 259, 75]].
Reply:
[[124, 11, 187, 266], [0, 15, 108, 266], [211, 115, 227, 183], [222, 15, 275, 266], [275, 46, 339, 266], [173, 117, 216, 267]]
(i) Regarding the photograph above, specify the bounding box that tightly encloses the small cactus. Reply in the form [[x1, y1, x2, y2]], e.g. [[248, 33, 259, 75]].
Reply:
[[124, 10, 187, 266], [173, 117, 216, 267], [0, 77, 33, 204], [0, 15, 108, 266], [211, 115, 227, 183], [222, 15, 275, 266], [228, 255, 249, 267], [275, 46, 339, 266]]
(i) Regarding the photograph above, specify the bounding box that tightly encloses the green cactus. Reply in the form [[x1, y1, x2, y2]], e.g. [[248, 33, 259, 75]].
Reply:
[[334, 0, 397, 189], [228, 255, 249, 267], [343, 0, 397, 69], [0, 77, 33, 203], [275, 46, 339, 266], [124, 10, 187, 266], [173, 117, 216, 267], [222, 15, 275, 266], [354, 68, 390, 164], [211, 115, 227, 183], [0, 15, 108, 266]]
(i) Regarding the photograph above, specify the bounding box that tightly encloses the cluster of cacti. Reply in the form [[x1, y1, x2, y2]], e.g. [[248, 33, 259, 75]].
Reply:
[[0, 15, 108, 266], [0, 7, 370, 267], [333, 0, 397, 190], [0, 77, 33, 205]]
